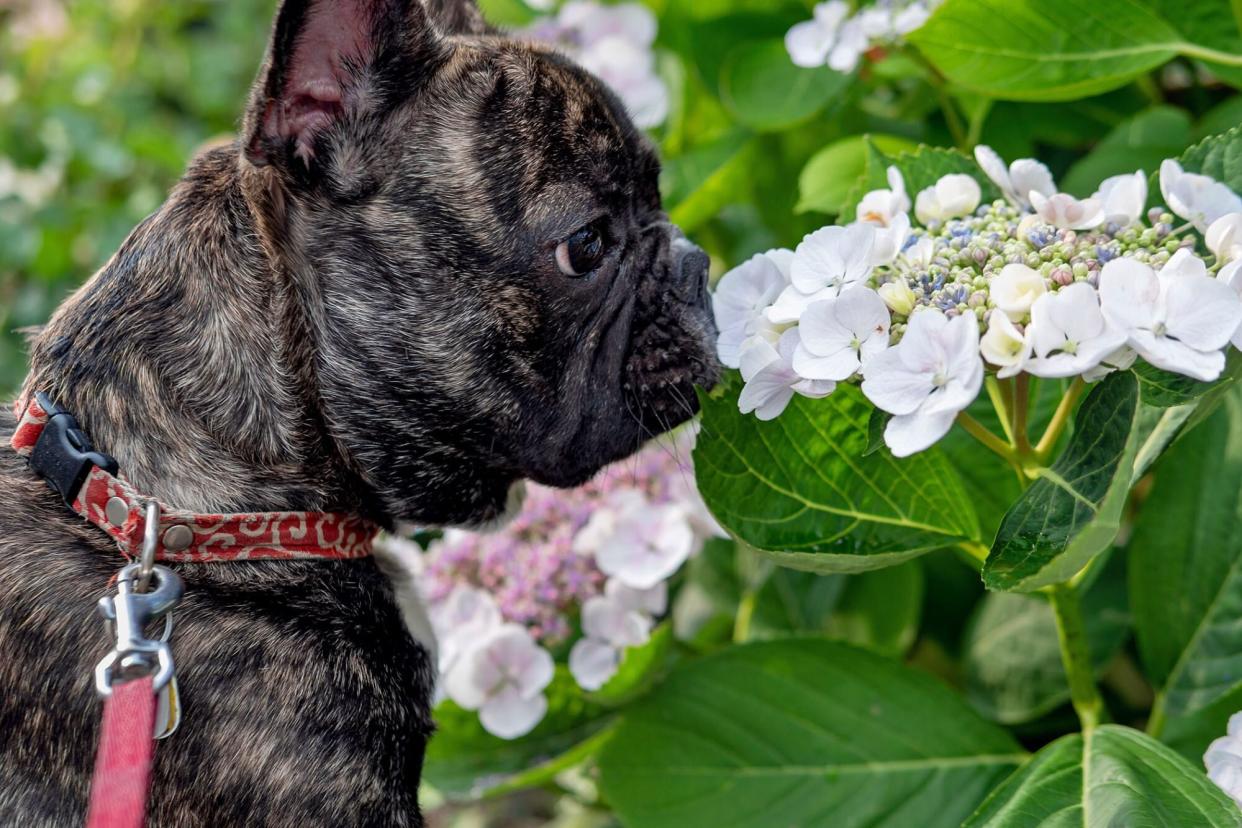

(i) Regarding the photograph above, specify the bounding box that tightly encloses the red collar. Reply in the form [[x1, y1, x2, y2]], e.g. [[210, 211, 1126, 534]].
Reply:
[[10, 394, 378, 563]]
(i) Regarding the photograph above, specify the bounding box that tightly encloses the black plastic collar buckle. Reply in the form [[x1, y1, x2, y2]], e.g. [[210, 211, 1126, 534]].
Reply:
[[28, 392, 119, 506]]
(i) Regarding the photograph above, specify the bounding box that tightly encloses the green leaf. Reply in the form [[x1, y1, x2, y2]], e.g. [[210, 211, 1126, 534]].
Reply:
[[718, 39, 850, 132], [963, 725, 1240, 827], [910, 0, 1181, 102], [424, 669, 608, 799], [1178, 124, 1242, 194], [598, 640, 1025, 828], [984, 373, 1141, 592], [822, 561, 925, 657], [662, 130, 759, 232], [797, 134, 918, 215], [1146, 0, 1242, 89], [695, 374, 981, 574], [841, 142, 1001, 222], [1061, 106, 1193, 197], [964, 554, 1130, 724], [1132, 387, 1242, 759]]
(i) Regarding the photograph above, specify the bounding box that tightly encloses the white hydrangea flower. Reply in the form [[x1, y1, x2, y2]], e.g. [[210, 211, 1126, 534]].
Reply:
[[736, 329, 836, 420], [442, 624, 554, 739], [861, 309, 984, 457], [914, 174, 981, 224], [568, 590, 653, 691], [1160, 159, 1242, 232], [1216, 258, 1242, 350], [857, 1, 932, 38], [1029, 191, 1105, 230], [856, 166, 912, 226], [713, 252, 789, 368], [990, 263, 1047, 321], [979, 311, 1030, 378], [574, 490, 695, 589], [793, 287, 891, 382], [430, 585, 503, 675], [1206, 711, 1242, 808], [785, 0, 855, 69], [526, 2, 667, 129], [1093, 171, 1147, 225], [768, 223, 876, 324], [1025, 283, 1127, 379], [1099, 250, 1242, 382], [974, 145, 1056, 211], [1207, 213, 1242, 264]]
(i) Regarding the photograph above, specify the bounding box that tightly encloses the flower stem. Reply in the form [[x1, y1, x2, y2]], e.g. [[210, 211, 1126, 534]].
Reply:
[[985, 376, 1015, 444], [1178, 41, 1242, 68], [1049, 582, 1103, 733], [906, 46, 969, 151], [734, 587, 758, 643], [1034, 378, 1086, 461], [1013, 374, 1031, 455], [957, 411, 1017, 461]]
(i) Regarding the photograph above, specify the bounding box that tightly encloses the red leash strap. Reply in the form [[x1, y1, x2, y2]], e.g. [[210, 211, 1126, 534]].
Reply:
[[85, 676, 157, 828]]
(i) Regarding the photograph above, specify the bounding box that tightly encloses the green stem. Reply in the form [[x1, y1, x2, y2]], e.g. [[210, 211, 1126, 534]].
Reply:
[[1013, 374, 1031, 455], [1034, 378, 1086, 461], [985, 376, 1015, 444], [956, 411, 1017, 461], [1049, 583, 1102, 733], [734, 588, 758, 643], [906, 46, 969, 150], [1148, 692, 1168, 739]]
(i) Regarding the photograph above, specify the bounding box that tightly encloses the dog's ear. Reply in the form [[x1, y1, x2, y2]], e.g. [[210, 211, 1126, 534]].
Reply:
[[243, 0, 444, 171], [423, 0, 491, 35]]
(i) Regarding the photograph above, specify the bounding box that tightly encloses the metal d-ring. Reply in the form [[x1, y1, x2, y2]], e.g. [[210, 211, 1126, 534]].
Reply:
[[136, 500, 159, 593]]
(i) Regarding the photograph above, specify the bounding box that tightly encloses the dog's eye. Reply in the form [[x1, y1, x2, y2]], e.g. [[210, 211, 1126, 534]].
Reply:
[[555, 225, 606, 277]]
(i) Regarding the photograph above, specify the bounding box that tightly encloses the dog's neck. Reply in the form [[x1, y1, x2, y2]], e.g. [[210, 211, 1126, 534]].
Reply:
[[17, 146, 388, 520]]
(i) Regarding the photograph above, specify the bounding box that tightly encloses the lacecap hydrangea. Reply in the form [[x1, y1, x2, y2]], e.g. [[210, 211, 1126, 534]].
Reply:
[[394, 435, 721, 739], [714, 147, 1242, 457]]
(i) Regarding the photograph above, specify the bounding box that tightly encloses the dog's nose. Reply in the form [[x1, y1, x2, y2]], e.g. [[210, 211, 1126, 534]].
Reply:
[[672, 238, 710, 305]]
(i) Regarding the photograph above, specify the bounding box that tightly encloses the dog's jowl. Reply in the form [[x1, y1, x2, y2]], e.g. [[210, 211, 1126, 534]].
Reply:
[[0, 0, 718, 824]]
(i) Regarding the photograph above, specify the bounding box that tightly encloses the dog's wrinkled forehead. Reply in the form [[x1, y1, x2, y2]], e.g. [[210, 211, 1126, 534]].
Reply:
[[417, 43, 661, 238]]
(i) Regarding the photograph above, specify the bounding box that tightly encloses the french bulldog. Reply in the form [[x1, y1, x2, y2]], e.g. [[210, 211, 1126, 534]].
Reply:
[[0, 0, 719, 824]]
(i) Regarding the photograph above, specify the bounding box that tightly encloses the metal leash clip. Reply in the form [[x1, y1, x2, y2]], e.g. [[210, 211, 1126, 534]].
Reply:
[[94, 501, 184, 698]]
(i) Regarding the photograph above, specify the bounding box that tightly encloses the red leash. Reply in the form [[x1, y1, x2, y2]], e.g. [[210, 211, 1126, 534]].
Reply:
[[8, 391, 383, 825], [85, 677, 157, 828]]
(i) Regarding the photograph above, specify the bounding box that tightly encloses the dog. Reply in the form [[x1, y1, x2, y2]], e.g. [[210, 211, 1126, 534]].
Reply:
[[0, 0, 719, 823]]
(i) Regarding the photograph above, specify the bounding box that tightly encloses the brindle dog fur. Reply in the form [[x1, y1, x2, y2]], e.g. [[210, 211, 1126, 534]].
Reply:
[[0, 0, 719, 824]]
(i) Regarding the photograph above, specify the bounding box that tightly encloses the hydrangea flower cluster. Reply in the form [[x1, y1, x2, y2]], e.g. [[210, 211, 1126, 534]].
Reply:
[[786, 0, 938, 73], [522, 1, 668, 129], [714, 147, 1242, 456], [417, 436, 721, 739]]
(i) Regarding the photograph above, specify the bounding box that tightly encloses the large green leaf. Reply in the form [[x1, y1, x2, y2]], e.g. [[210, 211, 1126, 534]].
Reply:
[[719, 39, 849, 132], [910, 0, 1182, 102], [964, 555, 1130, 724], [984, 373, 1142, 592], [1132, 387, 1242, 759], [598, 640, 1025, 828], [1061, 106, 1193, 197], [695, 375, 981, 574], [964, 726, 1240, 827], [1146, 0, 1242, 89]]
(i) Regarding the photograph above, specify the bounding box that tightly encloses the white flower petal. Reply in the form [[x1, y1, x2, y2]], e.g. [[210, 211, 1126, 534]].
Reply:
[[1099, 257, 1161, 332], [1093, 171, 1147, 225], [991, 263, 1047, 320], [568, 638, 621, 692], [1163, 268, 1242, 352], [860, 348, 934, 415], [479, 685, 548, 739], [785, 18, 833, 67], [885, 408, 957, 457]]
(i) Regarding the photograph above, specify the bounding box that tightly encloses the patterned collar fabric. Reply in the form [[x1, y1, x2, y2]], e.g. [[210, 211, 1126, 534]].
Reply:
[[10, 395, 378, 563]]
